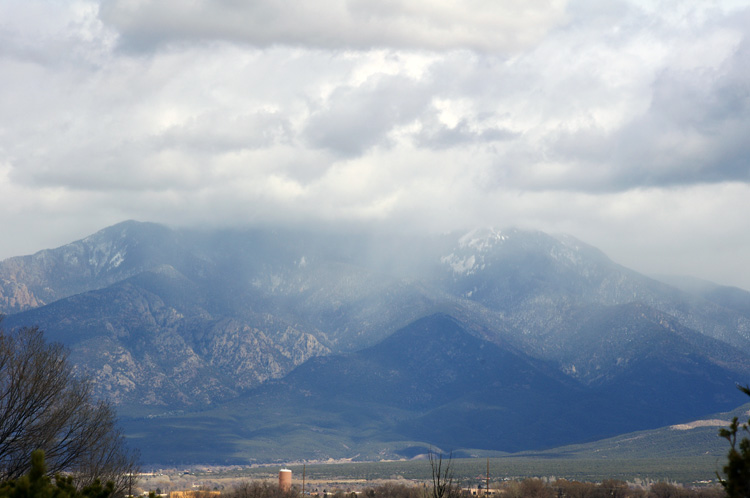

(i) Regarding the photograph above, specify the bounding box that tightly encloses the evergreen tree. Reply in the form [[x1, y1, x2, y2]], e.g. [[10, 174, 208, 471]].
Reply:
[[0, 450, 116, 498], [719, 385, 750, 498]]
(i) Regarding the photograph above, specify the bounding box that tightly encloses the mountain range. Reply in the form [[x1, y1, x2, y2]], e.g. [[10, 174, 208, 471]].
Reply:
[[1, 220, 749, 464]]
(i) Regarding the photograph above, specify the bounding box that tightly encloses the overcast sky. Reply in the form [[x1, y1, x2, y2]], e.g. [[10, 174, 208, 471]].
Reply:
[[1, 0, 749, 289]]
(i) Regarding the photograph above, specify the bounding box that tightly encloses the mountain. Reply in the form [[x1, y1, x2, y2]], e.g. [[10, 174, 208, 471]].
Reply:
[[657, 275, 750, 318], [0, 222, 194, 313], [524, 402, 750, 460], [3, 265, 331, 410], [2, 221, 750, 462], [119, 313, 748, 465]]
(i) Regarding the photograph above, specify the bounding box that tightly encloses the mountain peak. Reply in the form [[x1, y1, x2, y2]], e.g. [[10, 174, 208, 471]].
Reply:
[[457, 227, 510, 251], [4, 221, 750, 463]]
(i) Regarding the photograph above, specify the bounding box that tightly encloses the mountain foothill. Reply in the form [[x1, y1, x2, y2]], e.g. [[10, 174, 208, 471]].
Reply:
[[1, 220, 749, 464]]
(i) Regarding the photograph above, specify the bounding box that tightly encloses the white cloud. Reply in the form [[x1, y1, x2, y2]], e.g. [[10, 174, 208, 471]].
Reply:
[[1, 0, 750, 290], [99, 0, 569, 53]]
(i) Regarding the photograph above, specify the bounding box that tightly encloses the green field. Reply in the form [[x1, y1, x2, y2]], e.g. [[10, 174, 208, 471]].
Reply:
[[194, 455, 725, 487], [137, 404, 745, 489], [183, 415, 743, 487]]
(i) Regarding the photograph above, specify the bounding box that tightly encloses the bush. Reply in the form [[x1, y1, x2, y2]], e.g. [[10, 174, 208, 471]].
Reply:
[[0, 450, 116, 498], [718, 385, 750, 498]]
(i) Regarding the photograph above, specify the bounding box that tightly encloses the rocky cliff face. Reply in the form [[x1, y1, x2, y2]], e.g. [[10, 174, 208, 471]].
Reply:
[[4, 259, 331, 412]]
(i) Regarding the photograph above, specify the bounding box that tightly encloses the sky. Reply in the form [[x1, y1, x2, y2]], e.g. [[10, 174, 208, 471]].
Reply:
[[1, 0, 749, 289]]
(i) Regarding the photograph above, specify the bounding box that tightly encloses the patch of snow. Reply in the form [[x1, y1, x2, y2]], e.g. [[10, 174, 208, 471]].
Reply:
[[442, 228, 509, 276], [549, 245, 583, 266], [109, 252, 125, 268], [458, 228, 506, 251], [563, 364, 577, 375], [441, 253, 477, 275], [270, 274, 283, 292]]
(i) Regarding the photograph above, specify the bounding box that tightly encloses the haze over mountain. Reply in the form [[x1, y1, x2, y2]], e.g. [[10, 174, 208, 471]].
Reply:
[[1, 220, 749, 464]]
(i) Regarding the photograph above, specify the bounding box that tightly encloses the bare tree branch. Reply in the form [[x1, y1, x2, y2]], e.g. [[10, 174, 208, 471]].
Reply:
[[0, 324, 139, 496]]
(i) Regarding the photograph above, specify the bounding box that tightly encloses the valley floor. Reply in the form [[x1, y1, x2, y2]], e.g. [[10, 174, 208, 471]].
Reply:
[[137, 455, 725, 494]]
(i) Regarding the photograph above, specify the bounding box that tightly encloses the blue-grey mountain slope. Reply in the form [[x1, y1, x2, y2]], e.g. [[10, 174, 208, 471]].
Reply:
[[2, 221, 750, 462], [0, 222, 197, 313], [119, 313, 749, 464]]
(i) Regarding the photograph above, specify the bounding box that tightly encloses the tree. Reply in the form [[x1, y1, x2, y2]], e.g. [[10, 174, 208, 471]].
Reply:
[[718, 384, 750, 498], [225, 480, 301, 498], [518, 479, 552, 498], [0, 324, 139, 495], [428, 449, 459, 498], [0, 450, 116, 498]]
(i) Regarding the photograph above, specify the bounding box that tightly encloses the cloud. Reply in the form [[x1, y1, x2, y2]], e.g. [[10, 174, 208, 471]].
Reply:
[[544, 21, 750, 191], [2, 0, 750, 290], [6, 0, 748, 195], [626, 31, 750, 185], [99, 0, 569, 53], [471, 1, 750, 192], [0, 0, 115, 67], [303, 73, 432, 156]]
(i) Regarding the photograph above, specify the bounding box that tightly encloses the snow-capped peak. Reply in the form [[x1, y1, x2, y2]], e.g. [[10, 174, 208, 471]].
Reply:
[[458, 227, 508, 251], [441, 228, 510, 276]]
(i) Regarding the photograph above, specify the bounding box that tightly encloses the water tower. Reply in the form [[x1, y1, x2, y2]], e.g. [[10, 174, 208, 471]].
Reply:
[[279, 468, 292, 492]]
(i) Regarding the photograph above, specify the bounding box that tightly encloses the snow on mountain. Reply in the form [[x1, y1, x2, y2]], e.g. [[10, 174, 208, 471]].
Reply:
[[3, 221, 750, 463]]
